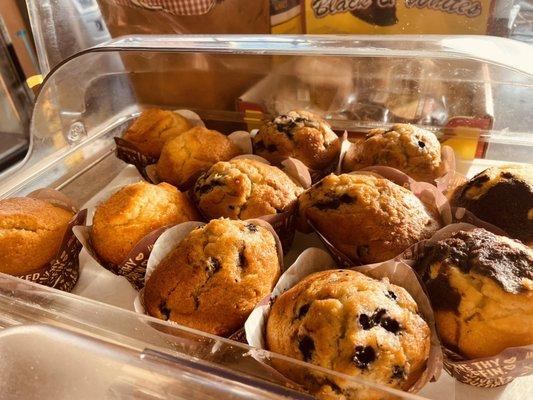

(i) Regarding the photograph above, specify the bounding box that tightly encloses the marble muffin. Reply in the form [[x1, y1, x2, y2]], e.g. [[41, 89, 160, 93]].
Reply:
[[417, 228, 533, 359], [123, 109, 191, 157], [297, 173, 441, 264], [144, 218, 281, 336], [451, 164, 533, 244], [253, 110, 340, 170], [342, 124, 443, 183], [267, 269, 430, 400], [192, 158, 303, 220]]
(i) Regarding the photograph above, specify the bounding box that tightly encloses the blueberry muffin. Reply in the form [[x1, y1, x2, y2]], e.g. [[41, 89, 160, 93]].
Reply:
[[156, 126, 241, 189], [417, 228, 533, 359], [192, 158, 303, 220], [297, 173, 441, 264], [91, 181, 199, 266], [342, 124, 443, 182], [0, 197, 74, 276], [253, 110, 340, 171], [450, 165, 533, 244], [123, 109, 191, 157], [144, 219, 281, 336], [267, 269, 430, 399]]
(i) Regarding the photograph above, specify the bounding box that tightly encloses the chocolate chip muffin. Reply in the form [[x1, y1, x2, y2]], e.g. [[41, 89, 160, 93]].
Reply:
[[156, 126, 241, 189], [417, 228, 533, 359], [342, 124, 443, 182], [0, 197, 74, 276], [192, 158, 303, 220], [144, 219, 281, 336], [91, 181, 199, 266], [267, 270, 430, 399], [252, 110, 340, 170], [123, 109, 191, 157], [451, 165, 533, 244], [297, 173, 441, 264]]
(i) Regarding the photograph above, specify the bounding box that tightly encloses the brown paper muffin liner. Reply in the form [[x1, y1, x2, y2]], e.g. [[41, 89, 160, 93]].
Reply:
[[16, 190, 87, 292], [191, 154, 311, 252], [133, 219, 284, 339], [244, 247, 443, 396], [402, 222, 532, 387], [306, 166, 453, 266]]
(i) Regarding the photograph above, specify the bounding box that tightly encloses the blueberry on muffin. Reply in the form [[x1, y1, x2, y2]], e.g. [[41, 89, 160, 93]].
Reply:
[[91, 181, 199, 266], [253, 110, 340, 171], [156, 126, 241, 189], [417, 228, 533, 359], [342, 124, 443, 182], [267, 269, 430, 399], [451, 165, 533, 244], [192, 158, 303, 220], [144, 219, 281, 336], [123, 109, 191, 157], [297, 173, 441, 264]]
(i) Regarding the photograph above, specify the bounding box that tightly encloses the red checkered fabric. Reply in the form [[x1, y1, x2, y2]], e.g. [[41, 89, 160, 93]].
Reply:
[[112, 0, 218, 16]]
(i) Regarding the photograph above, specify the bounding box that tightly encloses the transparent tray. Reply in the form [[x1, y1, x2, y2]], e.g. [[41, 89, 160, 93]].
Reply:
[[0, 35, 532, 400]]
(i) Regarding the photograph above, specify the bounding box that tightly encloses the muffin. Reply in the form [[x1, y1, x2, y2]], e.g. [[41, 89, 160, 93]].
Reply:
[[192, 158, 303, 220], [91, 181, 199, 266], [298, 173, 441, 264], [342, 124, 443, 182], [253, 110, 340, 170], [156, 126, 241, 188], [450, 164, 533, 244], [123, 109, 191, 157], [144, 219, 281, 336], [417, 228, 533, 359], [0, 197, 74, 276], [267, 269, 431, 399]]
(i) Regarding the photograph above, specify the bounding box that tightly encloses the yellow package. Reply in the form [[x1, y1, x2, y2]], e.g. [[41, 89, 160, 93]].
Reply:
[[305, 0, 493, 34]]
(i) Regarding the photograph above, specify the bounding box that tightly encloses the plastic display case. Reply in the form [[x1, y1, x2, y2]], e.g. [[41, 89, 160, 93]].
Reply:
[[0, 35, 532, 400]]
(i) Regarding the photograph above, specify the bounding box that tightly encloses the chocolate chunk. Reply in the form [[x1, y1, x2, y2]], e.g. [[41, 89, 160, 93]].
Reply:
[[299, 335, 315, 362], [392, 365, 406, 380], [386, 291, 397, 300], [339, 194, 355, 204], [296, 303, 310, 319], [238, 247, 247, 269], [267, 144, 278, 152], [314, 197, 341, 211], [246, 223, 258, 232], [418, 141, 426, 148], [424, 272, 462, 312], [380, 316, 401, 334], [359, 313, 372, 330], [353, 345, 376, 369]]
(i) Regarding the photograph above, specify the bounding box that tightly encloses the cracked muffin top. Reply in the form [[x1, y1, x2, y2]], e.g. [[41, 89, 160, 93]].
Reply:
[[450, 164, 533, 244], [417, 228, 533, 359], [342, 124, 443, 183], [143, 218, 281, 336], [252, 110, 340, 170], [192, 158, 303, 220], [156, 126, 241, 189], [91, 181, 200, 266], [266, 269, 430, 399], [123, 109, 191, 157], [0, 197, 74, 275], [297, 173, 441, 264]]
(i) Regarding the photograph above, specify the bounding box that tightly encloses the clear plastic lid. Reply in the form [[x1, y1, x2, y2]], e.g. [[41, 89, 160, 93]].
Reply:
[[0, 34, 532, 198]]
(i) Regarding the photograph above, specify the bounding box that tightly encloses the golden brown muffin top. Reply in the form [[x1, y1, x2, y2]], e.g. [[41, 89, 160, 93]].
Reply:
[[156, 126, 241, 188], [144, 218, 280, 336], [342, 124, 442, 182], [267, 269, 430, 394], [91, 181, 199, 265], [253, 110, 340, 170], [123, 109, 191, 157], [0, 197, 74, 275], [193, 158, 303, 220]]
